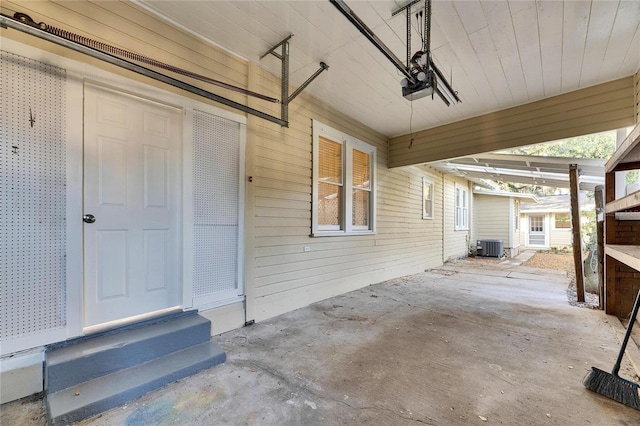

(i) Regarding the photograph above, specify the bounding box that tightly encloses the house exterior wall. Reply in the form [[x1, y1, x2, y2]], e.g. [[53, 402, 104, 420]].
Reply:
[[443, 177, 471, 261], [519, 215, 525, 246], [1, 0, 468, 363], [549, 227, 573, 249], [473, 195, 510, 245], [420, 167, 445, 267], [520, 212, 573, 249], [244, 65, 450, 321], [513, 200, 521, 252]]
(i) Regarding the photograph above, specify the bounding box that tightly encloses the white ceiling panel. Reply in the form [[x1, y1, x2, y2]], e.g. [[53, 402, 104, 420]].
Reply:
[[468, 26, 513, 109], [453, 0, 487, 35], [510, 0, 545, 100], [561, 0, 591, 92], [620, 21, 640, 76], [537, 0, 563, 96], [480, 1, 529, 104], [138, 0, 640, 138], [579, 0, 619, 87], [599, 1, 640, 78]]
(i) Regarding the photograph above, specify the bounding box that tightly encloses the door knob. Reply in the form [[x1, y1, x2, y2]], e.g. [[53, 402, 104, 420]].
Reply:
[[83, 214, 96, 224]]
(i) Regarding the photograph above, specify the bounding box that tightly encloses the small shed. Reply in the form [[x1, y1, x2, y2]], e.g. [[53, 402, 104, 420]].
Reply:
[[472, 190, 538, 258], [520, 193, 594, 250]]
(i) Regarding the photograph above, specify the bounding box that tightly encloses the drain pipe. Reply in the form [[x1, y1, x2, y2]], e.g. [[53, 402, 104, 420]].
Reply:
[[442, 174, 446, 265]]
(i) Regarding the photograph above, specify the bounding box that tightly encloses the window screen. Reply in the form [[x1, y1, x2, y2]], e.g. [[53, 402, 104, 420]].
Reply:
[[555, 213, 570, 229], [318, 137, 343, 228], [352, 149, 370, 228], [312, 120, 376, 235]]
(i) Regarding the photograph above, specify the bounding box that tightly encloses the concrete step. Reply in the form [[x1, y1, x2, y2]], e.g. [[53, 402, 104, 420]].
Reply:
[[46, 341, 226, 426], [46, 311, 211, 393]]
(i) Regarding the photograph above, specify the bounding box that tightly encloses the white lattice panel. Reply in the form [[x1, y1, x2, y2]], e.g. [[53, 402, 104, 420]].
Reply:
[[193, 225, 238, 295], [0, 51, 67, 340], [193, 110, 240, 298]]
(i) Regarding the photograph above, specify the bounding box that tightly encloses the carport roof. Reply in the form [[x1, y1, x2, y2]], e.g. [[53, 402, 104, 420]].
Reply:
[[430, 153, 605, 191], [520, 194, 595, 213]]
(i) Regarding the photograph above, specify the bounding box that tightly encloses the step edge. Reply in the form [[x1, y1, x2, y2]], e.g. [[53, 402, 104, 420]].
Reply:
[[46, 342, 225, 419], [46, 312, 209, 363]]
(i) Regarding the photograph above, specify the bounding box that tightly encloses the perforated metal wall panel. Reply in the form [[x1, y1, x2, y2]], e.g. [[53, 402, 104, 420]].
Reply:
[[193, 110, 240, 298], [1, 51, 67, 340]]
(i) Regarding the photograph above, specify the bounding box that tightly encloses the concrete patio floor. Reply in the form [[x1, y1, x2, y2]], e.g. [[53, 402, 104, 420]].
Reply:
[[3, 258, 640, 425]]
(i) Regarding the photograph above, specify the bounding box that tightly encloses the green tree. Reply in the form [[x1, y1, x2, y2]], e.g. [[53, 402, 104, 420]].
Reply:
[[503, 131, 616, 159], [494, 131, 615, 276]]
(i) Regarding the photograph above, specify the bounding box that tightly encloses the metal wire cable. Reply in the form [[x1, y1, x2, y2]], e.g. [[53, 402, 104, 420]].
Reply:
[[11, 12, 280, 103]]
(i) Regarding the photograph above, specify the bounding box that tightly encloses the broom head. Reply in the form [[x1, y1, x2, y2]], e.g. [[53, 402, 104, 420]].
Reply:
[[584, 367, 640, 410]]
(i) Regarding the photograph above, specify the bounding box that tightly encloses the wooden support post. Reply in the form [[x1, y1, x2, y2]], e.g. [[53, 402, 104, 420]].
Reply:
[[570, 164, 585, 302], [606, 255, 618, 314], [595, 185, 605, 310]]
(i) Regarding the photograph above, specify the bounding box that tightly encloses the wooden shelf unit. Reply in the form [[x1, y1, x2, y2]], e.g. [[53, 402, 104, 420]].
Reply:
[[604, 190, 640, 214], [605, 123, 640, 318]]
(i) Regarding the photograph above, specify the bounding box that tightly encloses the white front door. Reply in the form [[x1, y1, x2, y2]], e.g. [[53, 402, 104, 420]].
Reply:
[[83, 84, 182, 327], [528, 214, 547, 247]]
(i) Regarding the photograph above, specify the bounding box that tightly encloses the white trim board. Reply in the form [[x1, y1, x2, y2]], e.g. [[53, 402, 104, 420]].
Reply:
[[1, 38, 247, 354]]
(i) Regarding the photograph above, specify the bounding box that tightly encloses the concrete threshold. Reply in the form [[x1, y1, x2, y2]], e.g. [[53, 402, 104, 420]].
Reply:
[[3, 260, 640, 425]]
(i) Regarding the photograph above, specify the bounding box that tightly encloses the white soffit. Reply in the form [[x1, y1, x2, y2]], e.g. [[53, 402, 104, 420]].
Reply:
[[430, 153, 606, 190], [136, 0, 640, 138]]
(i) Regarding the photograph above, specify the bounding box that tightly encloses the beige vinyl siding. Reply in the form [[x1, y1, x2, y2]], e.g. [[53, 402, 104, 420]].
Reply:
[[513, 200, 521, 249], [549, 228, 572, 249], [474, 195, 510, 245], [389, 77, 636, 167], [443, 177, 471, 261], [1, 1, 464, 325], [245, 73, 447, 319], [549, 212, 573, 249]]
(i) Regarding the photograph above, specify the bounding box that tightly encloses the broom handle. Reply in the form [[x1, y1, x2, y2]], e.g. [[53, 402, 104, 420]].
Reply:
[[612, 290, 640, 377]]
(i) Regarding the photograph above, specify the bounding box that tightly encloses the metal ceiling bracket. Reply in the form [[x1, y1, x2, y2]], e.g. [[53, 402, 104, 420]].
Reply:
[[330, 0, 415, 84], [333, 0, 460, 106], [1, 13, 288, 126], [391, 0, 421, 68], [261, 35, 329, 127]]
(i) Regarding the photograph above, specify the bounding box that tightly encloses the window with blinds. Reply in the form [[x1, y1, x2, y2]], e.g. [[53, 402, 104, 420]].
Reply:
[[318, 137, 342, 229], [312, 120, 376, 235], [352, 149, 370, 229]]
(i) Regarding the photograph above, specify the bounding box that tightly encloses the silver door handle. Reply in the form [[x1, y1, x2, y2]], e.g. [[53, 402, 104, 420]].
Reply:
[[83, 214, 96, 224]]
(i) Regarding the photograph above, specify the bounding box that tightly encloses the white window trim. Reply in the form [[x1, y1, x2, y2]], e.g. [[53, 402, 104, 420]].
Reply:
[[454, 184, 469, 231], [312, 120, 376, 236], [422, 177, 434, 219]]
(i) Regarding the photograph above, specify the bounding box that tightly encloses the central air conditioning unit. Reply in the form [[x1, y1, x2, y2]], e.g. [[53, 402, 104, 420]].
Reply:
[[477, 239, 504, 258]]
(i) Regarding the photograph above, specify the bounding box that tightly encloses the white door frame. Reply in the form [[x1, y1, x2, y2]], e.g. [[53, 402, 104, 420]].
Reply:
[[526, 214, 549, 248], [2, 39, 246, 345]]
